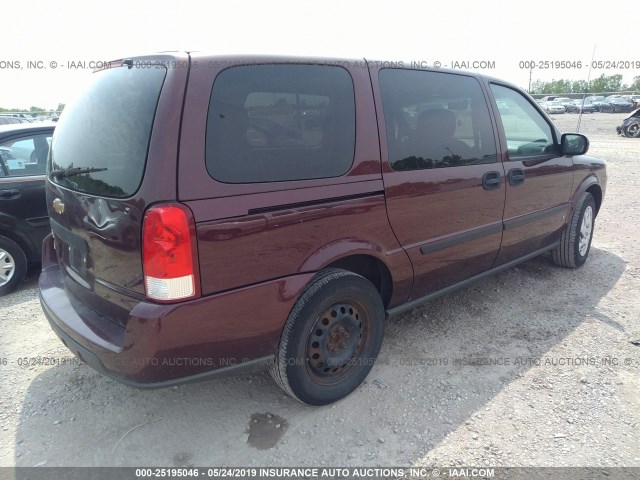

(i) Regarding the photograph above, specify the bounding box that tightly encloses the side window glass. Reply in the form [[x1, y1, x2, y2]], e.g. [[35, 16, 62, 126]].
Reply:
[[379, 69, 497, 171], [490, 84, 557, 157], [244, 92, 328, 148], [0, 134, 51, 177], [206, 64, 355, 183]]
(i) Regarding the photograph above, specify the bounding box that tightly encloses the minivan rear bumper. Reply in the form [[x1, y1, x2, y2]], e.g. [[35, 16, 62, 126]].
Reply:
[[39, 234, 312, 388]]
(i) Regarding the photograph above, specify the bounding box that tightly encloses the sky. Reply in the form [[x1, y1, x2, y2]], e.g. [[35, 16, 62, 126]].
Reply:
[[1, 0, 637, 110]]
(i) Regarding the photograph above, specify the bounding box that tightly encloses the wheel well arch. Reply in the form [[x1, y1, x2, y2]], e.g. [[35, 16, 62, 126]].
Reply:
[[585, 184, 602, 215], [0, 227, 35, 263], [324, 254, 393, 308]]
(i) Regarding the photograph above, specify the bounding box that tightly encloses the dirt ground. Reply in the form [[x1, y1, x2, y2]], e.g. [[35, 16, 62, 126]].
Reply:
[[0, 112, 638, 468]]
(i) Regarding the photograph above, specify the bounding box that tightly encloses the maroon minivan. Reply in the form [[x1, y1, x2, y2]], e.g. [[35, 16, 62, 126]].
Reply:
[[39, 53, 606, 405]]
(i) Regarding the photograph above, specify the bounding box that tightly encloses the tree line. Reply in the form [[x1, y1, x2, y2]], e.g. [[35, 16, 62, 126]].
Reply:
[[0, 104, 65, 115], [531, 74, 640, 94]]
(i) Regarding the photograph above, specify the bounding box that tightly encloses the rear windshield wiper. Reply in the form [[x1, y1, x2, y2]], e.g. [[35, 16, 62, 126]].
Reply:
[[50, 166, 108, 179]]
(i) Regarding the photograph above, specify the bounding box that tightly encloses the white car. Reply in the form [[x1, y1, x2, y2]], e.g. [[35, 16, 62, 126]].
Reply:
[[555, 97, 573, 111], [541, 101, 565, 114]]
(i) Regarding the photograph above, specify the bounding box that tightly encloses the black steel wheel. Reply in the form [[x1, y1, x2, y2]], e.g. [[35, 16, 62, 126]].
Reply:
[[306, 301, 367, 382], [271, 269, 385, 405]]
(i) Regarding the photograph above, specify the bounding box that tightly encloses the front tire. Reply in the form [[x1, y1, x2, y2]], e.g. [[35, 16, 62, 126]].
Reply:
[[271, 269, 385, 406], [0, 236, 28, 296], [624, 122, 640, 138], [552, 192, 596, 268]]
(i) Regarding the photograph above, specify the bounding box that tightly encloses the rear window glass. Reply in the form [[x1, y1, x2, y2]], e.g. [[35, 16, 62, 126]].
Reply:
[[206, 64, 355, 183], [49, 65, 166, 197]]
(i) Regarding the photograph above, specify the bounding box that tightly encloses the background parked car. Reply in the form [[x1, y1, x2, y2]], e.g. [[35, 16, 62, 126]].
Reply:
[[0, 123, 55, 295], [600, 96, 636, 113], [555, 97, 574, 112], [616, 108, 640, 137], [566, 99, 595, 113], [622, 95, 640, 109], [541, 100, 565, 114], [584, 96, 606, 111]]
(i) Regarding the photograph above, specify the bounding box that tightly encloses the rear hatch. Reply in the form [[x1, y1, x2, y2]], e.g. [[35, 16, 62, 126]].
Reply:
[[46, 54, 189, 325]]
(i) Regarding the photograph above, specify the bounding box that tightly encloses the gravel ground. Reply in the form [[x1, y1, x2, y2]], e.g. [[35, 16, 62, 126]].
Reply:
[[0, 112, 638, 468]]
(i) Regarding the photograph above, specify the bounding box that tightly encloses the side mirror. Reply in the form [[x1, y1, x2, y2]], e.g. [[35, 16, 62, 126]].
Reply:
[[561, 133, 589, 156]]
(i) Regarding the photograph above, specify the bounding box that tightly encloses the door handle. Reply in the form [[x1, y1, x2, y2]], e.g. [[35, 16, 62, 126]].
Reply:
[[482, 171, 501, 190], [508, 168, 525, 186], [0, 189, 20, 200]]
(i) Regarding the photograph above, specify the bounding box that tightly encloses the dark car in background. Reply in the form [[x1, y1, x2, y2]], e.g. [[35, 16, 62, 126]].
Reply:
[[566, 99, 595, 113], [584, 96, 606, 111], [600, 96, 636, 113], [616, 108, 640, 137], [0, 123, 55, 294]]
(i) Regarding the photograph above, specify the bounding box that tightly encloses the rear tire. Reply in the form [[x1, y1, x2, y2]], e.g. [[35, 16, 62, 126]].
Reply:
[[271, 269, 385, 406], [0, 236, 28, 296], [552, 192, 596, 268]]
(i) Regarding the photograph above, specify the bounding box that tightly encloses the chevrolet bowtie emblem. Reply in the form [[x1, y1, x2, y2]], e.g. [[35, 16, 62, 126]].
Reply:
[[52, 198, 65, 215]]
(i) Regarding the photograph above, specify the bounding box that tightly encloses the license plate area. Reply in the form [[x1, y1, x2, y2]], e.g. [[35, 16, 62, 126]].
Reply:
[[50, 219, 93, 289]]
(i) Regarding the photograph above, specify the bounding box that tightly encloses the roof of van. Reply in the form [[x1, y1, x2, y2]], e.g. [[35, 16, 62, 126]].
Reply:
[[190, 52, 485, 75], [105, 52, 526, 93]]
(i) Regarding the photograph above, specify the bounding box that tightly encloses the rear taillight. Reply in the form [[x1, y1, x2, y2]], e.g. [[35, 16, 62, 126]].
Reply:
[[142, 203, 200, 302]]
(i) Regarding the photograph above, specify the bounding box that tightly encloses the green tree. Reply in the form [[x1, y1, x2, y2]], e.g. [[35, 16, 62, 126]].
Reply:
[[590, 74, 625, 93], [571, 80, 589, 93], [55, 103, 65, 115], [530, 74, 632, 94], [530, 80, 545, 94], [553, 79, 572, 94]]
